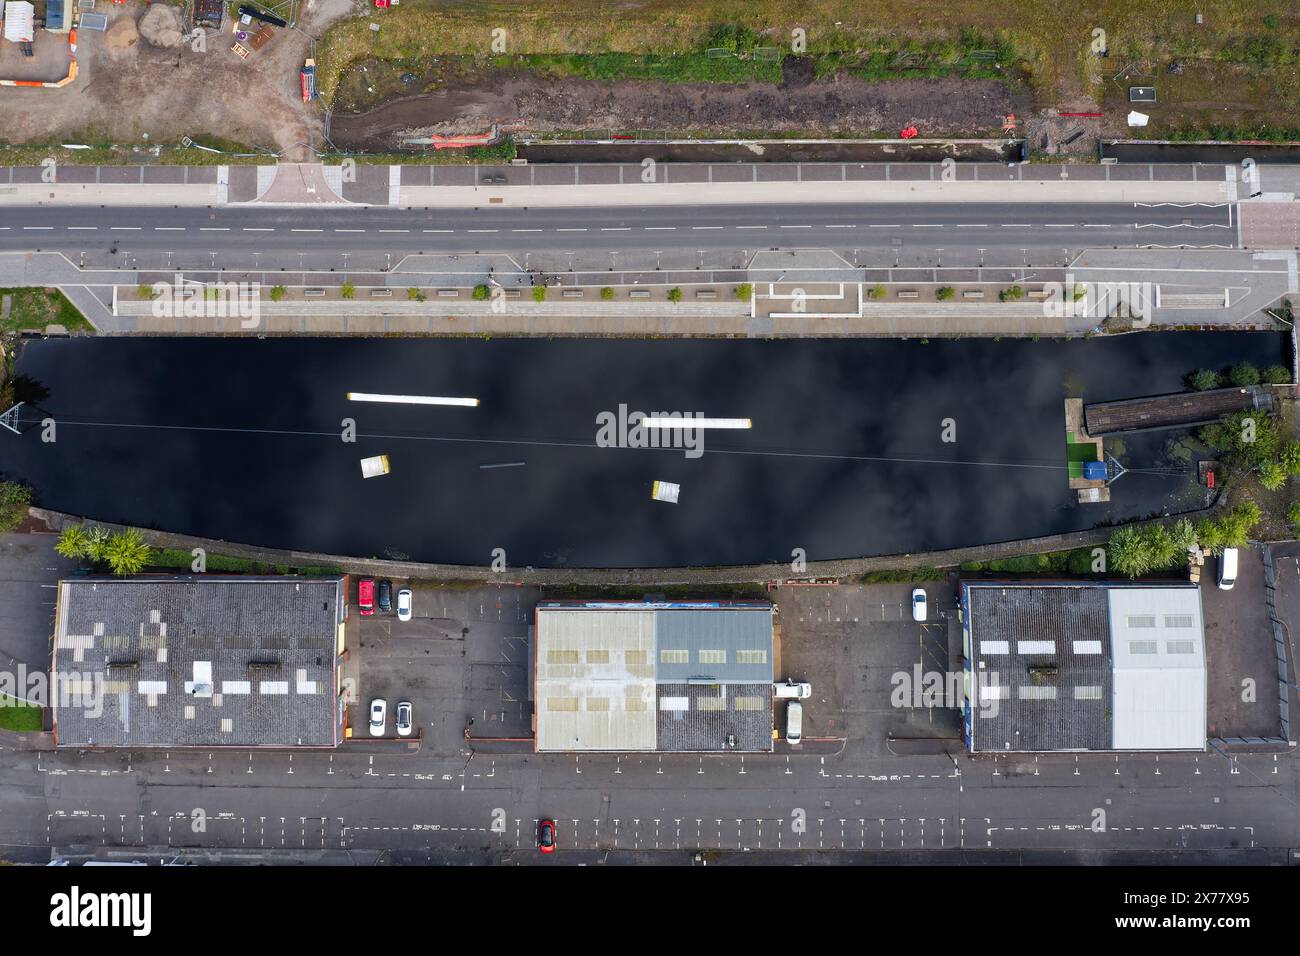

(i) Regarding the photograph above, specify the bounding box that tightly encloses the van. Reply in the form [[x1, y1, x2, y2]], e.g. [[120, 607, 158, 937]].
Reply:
[[774, 680, 811, 699], [786, 701, 803, 745], [1217, 547, 1239, 590]]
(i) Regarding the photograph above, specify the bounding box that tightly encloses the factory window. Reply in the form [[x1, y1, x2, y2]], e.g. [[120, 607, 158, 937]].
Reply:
[[1073, 685, 1104, 700], [546, 697, 579, 712], [586, 698, 609, 712], [660, 649, 689, 664], [698, 649, 727, 664], [1166, 640, 1197, 655], [1164, 615, 1195, 629], [1128, 641, 1158, 655], [547, 650, 580, 665], [585, 650, 609, 665], [733, 696, 766, 711], [1126, 615, 1157, 628], [735, 650, 767, 665]]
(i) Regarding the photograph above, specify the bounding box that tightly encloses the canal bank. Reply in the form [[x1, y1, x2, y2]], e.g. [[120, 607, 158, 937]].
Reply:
[[2, 333, 1286, 569]]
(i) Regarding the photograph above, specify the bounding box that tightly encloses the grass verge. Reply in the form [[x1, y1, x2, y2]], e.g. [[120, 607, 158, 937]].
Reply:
[[0, 695, 42, 733], [0, 287, 94, 334]]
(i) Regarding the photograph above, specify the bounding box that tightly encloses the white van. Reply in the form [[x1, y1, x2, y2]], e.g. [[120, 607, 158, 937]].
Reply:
[[786, 702, 803, 745], [774, 680, 811, 699], [1218, 547, 1239, 590]]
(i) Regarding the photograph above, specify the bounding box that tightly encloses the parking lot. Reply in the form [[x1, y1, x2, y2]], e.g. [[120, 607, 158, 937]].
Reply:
[[345, 582, 538, 753], [0, 532, 78, 688], [1200, 547, 1284, 740], [773, 581, 960, 758]]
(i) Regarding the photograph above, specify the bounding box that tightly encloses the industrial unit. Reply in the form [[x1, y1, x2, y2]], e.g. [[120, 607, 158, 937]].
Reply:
[[532, 601, 775, 753], [960, 581, 1207, 753], [52, 576, 349, 749]]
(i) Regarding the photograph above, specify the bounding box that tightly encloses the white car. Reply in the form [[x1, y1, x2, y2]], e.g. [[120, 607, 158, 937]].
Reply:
[[395, 700, 413, 737], [774, 680, 812, 699], [911, 587, 927, 622], [368, 698, 386, 737], [396, 588, 413, 622]]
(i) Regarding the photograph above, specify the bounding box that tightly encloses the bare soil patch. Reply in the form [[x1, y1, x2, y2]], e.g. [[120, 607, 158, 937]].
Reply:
[[329, 65, 1028, 151]]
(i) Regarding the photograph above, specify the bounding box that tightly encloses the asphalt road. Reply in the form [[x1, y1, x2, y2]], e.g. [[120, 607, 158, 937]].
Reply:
[[0, 202, 1237, 275], [1, 580, 1293, 865]]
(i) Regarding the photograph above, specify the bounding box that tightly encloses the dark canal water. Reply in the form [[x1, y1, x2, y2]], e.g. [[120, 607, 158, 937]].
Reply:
[[3, 333, 1286, 569]]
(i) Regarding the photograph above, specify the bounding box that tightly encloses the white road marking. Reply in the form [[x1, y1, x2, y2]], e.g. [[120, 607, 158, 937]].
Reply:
[[422, 229, 453, 233], [243, 227, 274, 232], [291, 228, 323, 233], [467, 229, 497, 233], [779, 224, 812, 229], [735, 225, 767, 229], [511, 228, 541, 232], [24, 226, 53, 230], [644, 226, 676, 230], [824, 224, 856, 229], [199, 227, 229, 231], [378, 229, 410, 233], [600, 227, 631, 231], [692, 225, 724, 230], [67, 226, 98, 231], [335, 228, 366, 233], [557, 227, 587, 232]]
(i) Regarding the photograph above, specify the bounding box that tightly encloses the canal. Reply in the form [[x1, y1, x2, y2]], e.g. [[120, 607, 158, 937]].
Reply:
[[2, 333, 1287, 569]]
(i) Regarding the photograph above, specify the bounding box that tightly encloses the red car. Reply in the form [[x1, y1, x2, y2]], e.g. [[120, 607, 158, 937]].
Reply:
[[358, 578, 376, 617], [538, 819, 556, 854]]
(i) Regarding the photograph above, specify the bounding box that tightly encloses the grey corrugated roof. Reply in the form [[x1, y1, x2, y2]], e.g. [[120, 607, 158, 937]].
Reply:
[[655, 683, 773, 752], [965, 584, 1112, 752], [654, 608, 774, 683], [53, 576, 345, 748]]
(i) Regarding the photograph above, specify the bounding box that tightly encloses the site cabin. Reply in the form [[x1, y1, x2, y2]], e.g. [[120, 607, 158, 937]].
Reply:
[[360, 454, 390, 479]]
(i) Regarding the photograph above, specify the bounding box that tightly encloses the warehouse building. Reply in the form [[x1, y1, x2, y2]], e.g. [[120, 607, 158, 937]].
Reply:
[[960, 581, 1206, 753], [52, 576, 349, 749], [532, 601, 775, 752]]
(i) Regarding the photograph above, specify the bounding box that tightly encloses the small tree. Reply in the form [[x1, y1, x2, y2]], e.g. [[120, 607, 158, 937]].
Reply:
[[998, 285, 1024, 302], [55, 524, 90, 560], [1288, 501, 1300, 538], [1262, 364, 1291, 385], [472, 284, 491, 301], [600, 287, 615, 300], [137, 283, 155, 300], [532, 285, 548, 302], [84, 525, 112, 563], [340, 281, 357, 300], [667, 287, 683, 303], [1108, 525, 1152, 578], [407, 287, 427, 301], [1188, 368, 1221, 391], [0, 481, 32, 534], [1228, 362, 1260, 387], [734, 283, 753, 301], [868, 284, 887, 300], [1281, 440, 1300, 476], [1219, 502, 1262, 548], [935, 286, 955, 301], [1259, 459, 1287, 491], [104, 529, 152, 576], [1073, 284, 1088, 302], [269, 285, 287, 302]]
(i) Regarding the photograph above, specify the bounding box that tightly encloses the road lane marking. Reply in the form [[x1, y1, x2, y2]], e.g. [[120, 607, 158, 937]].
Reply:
[[645, 226, 676, 230], [154, 227, 185, 231], [422, 229, 453, 233], [778, 225, 812, 229], [511, 228, 541, 232], [868, 224, 900, 228], [199, 227, 229, 231], [243, 227, 274, 232], [824, 224, 856, 229], [735, 225, 767, 229], [600, 227, 631, 231], [911, 223, 944, 227], [692, 225, 723, 230], [24, 226, 53, 230], [467, 229, 497, 233], [557, 227, 587, 232], [378, 229, 410, 233], [336, 228, 366, 233], [67, 226, 98, 230], [291, 228, 324, 233]]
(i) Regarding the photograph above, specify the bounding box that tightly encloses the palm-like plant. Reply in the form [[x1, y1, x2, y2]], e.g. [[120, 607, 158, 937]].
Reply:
[[84, 525, 111, 562], [104, 529, 151, 576], [55, 524, 89, 560]]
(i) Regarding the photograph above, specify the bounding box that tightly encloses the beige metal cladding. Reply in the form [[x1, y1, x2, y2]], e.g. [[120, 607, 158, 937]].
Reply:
[[535, 609, 657, 752]]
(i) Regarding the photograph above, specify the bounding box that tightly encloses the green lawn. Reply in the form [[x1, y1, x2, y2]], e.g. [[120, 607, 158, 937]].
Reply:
[[0, 695, 42, 733], [147, 547, 340, 577], [0, 287, 94, 334]]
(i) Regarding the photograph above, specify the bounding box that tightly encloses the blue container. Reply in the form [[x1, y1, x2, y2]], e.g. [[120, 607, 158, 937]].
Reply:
[[1082, 460, 1107, 481]]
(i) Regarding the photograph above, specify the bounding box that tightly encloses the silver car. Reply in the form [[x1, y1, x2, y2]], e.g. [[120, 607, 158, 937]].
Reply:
[[396, 700, 413, 737]]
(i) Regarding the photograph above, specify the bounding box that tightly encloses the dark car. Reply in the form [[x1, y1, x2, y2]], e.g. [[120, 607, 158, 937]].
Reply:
[[538, 819, 556, 854], [378, 578, 393, 613], [481, 174, 507, 184]]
